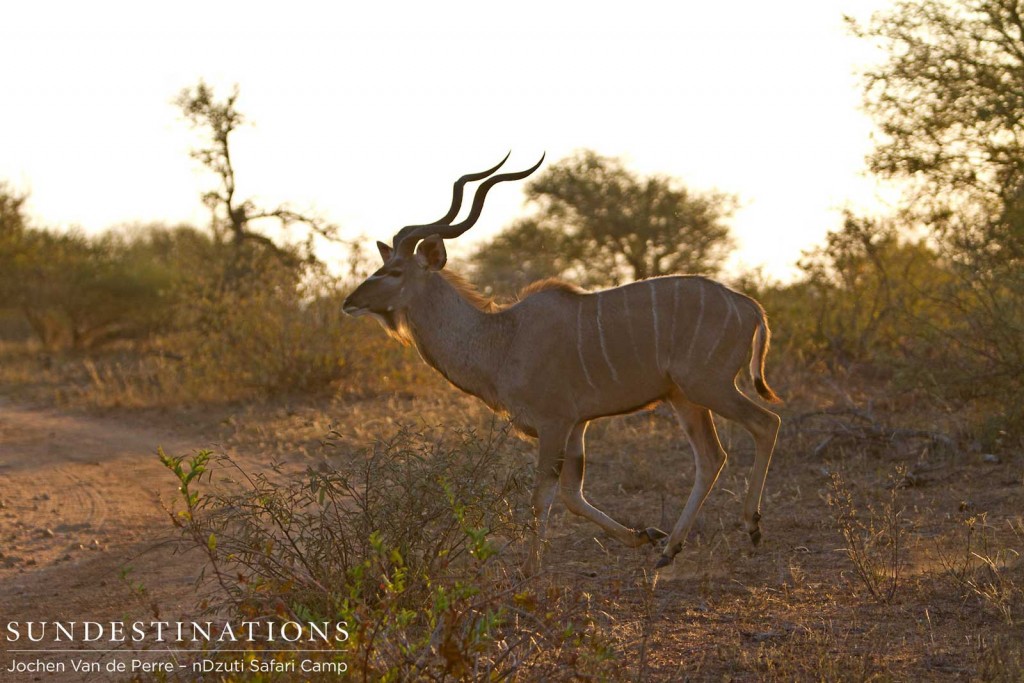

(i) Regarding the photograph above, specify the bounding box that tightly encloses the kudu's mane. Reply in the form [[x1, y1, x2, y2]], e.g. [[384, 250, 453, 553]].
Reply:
[[438, 270, 502, 312], [381, 270, 588, 361], [516, 277, 586, 299], [438, 270, 585, 313]]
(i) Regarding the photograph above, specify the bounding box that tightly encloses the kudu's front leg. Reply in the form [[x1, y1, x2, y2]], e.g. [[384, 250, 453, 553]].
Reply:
[[522, 424, 572, 576], [559, 422, 666, 548], [524, 421, 668, 576]]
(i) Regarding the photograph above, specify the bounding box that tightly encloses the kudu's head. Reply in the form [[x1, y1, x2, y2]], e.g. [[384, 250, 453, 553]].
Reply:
[[342, 153, 544, 324]]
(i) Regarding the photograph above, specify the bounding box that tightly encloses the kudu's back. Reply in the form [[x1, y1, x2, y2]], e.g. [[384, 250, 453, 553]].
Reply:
[[497, 275, 773, 425]]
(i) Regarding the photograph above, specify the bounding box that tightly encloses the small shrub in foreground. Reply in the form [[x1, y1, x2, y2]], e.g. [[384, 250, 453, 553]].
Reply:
[[826, 465, 907, 604], [160, 423, 624, 680], [935, 513, 1023, 626]]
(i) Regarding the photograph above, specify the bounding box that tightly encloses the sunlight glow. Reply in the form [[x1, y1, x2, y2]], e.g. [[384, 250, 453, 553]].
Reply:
[[1, 0, 900, 281]]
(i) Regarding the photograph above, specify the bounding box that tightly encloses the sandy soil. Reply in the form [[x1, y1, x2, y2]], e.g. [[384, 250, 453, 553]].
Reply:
[[0, 392, 1020, 681], [0, 400, 213, 681]]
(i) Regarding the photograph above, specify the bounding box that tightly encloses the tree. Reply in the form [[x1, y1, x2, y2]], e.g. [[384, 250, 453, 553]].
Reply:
[[852, 0, 1024, 421], [850, 0, 1024, 248], [0, 182, 28, 242], [788, 212, 952, 368], [471, 218, 575, 296], [0, 184, 186, 348], [0, 182, 29, 297], [471, 150, 735, 294], [175, 81, 337, 264], [0, 184, 32, 339]]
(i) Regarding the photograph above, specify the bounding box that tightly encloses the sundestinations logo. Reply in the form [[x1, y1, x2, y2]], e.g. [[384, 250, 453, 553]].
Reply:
[[4, 620, 350, 677]]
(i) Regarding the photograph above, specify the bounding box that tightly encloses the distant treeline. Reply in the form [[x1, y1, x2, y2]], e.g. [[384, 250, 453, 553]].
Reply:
[[1, 166, 1021, 444], [3, 0, 1023, 444]]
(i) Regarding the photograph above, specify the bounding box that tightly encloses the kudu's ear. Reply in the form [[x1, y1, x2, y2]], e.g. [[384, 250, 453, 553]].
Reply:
[[415, 235, 447, 271], [376, 241, 394, 263]]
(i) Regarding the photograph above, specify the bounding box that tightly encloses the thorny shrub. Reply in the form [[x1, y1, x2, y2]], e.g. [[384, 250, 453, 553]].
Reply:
[[826, 465, 907, 604], [160, 423, 624, 681], [935, 512, 1024, 626], [165, 253, 410, 401]]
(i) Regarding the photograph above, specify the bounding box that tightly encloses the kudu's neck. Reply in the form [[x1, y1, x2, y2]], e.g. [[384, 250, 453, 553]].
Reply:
[[402, 272, 509, 408]]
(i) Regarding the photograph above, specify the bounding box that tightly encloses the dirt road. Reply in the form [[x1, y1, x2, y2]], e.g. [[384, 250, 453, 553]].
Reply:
[[0, 400, 212, 680]]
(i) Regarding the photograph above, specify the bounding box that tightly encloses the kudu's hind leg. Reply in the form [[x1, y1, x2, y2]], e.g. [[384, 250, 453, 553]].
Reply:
[[732, 396, 780, 545], [559, 423, 666, 548], [655, 393, 728, 568], [685, 383, 781, 547]]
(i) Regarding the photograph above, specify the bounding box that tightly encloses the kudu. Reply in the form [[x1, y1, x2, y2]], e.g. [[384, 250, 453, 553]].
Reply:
[[343, 154, 781, 574]]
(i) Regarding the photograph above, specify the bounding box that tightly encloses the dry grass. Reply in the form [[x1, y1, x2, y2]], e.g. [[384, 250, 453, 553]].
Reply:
[[3, 337, 1022, 680], [144, 368, 1023, 681], [0, 316, 434, 409]]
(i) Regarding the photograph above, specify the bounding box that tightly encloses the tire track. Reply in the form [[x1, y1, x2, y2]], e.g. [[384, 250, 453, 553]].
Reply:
[[0, 400, 208, 626]]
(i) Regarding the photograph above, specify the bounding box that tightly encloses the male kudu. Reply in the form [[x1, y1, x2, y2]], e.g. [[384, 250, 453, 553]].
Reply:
[[343, 154, 781, 574]]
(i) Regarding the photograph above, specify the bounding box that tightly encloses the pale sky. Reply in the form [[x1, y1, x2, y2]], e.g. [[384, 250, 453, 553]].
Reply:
[[1, 0, 899, 281]]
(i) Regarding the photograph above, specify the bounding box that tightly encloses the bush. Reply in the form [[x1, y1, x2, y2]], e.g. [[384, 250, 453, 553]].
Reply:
[[161, 423, 623, 680], [170, 254, 351, 397], [767, 213, 950, 372], [11, 226, 428, 407], [914, 242, 1024, 427], [761, 212, 1024, 442], [158, 244, 430, 402], [1, 226, 185, 350]]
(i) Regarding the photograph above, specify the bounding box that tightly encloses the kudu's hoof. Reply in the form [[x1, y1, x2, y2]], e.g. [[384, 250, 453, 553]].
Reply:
[[746, 511, 763, 546], [654, 541, 682, 570], [636, 527, 668, 545]]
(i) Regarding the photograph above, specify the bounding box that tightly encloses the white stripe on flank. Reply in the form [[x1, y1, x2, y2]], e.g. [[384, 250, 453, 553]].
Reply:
[[728, 296, 743, 335], [668, 278, 680, 366], [685, 280, 706, 364], [596, 295, 619, 382], [649, 280, 661, 370], [576, 302, 597, 390], [567, 391, 580, 417], [622, 286, 642, 368], [706, 286, 734, 363]]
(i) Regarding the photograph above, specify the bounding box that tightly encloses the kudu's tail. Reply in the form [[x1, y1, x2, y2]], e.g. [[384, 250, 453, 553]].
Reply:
[[750, 310, 782, 404]]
